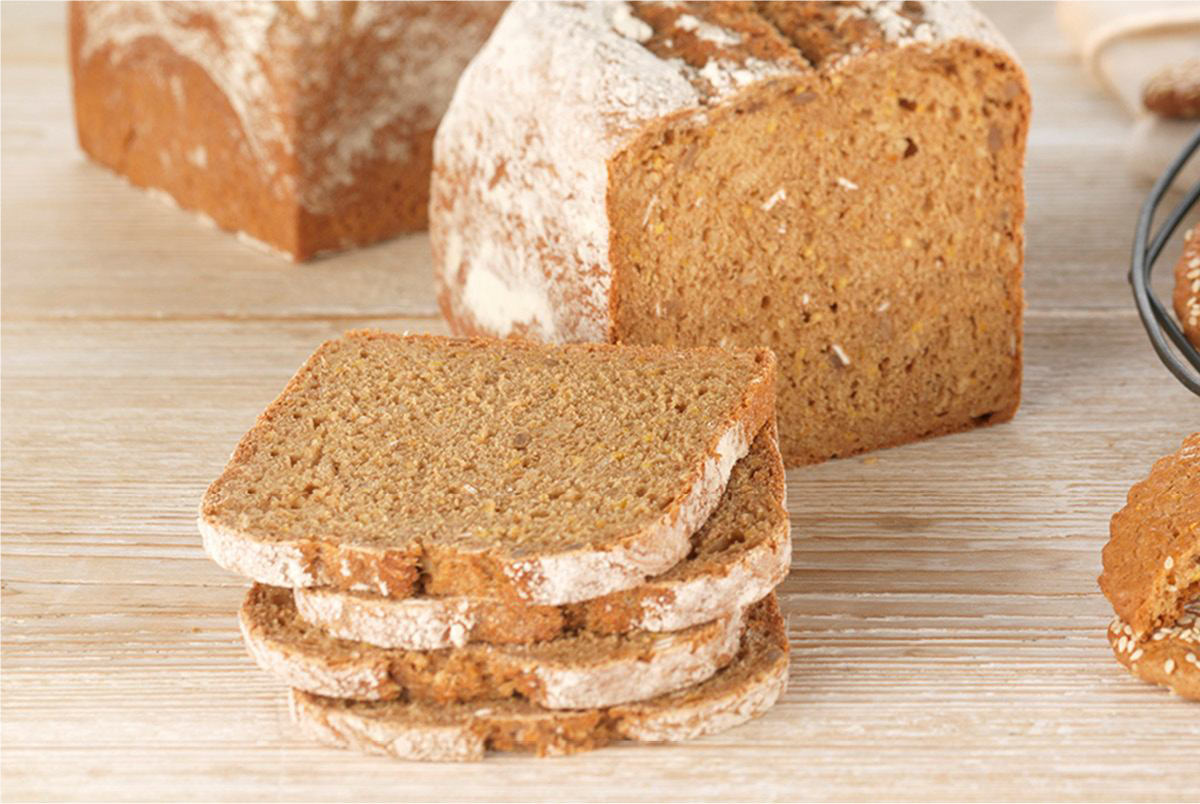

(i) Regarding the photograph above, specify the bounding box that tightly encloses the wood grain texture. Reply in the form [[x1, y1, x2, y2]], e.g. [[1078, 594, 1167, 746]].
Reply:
[[1, 2, 1197, 801]]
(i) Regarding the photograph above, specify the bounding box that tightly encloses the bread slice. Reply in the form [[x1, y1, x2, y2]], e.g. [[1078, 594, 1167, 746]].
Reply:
[[240, 584, 745, 709], [200, 331, 776, 605], [292, 422, 789, 649], [290, 593, 788, 761]]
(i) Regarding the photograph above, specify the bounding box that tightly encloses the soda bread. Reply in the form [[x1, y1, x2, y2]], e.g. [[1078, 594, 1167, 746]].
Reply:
[[432, 0, 1030, 466], [70, 1, 504, 260], [240, 584, 745, 709], [290, 593, 788, 760], [292, 422, 789, 648], [200, 332, 776, 605]]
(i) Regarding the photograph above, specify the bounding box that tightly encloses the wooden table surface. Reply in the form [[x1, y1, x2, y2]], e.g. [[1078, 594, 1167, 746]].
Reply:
[[2, 2, 1197, 801]]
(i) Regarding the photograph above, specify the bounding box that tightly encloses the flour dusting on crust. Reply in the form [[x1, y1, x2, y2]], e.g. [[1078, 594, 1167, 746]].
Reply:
[[434, 1, 1019, 343], [78, 1, 499, 213]]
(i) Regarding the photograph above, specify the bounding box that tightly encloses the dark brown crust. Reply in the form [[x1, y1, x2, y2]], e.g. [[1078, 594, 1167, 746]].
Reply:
[[1099, 434, 1200, 638], [1144, 58, 1200, 120], [1173, 225, 1200, 349], [69, 2, 503, 260]]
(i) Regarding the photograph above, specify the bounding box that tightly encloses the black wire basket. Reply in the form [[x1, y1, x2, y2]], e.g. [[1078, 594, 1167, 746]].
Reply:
[[1131, 126, 1200, 396]]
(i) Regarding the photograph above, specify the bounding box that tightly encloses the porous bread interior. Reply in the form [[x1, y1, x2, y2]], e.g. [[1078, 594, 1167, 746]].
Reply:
[[609, 19, 1028, 465], [203, 332, 771, 586], [247, 583, 739, 704], [293, 594, 787, 757]]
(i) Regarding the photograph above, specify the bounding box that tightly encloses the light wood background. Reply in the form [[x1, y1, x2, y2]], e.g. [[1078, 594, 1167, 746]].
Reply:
[[2, 3, 1197, 801]]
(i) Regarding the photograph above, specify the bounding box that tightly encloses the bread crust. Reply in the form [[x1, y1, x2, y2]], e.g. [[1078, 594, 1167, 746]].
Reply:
[[240, 584, 746, 709], [70, 1, 503, 259], [1107, 609, 1199, 701], [291, 424, 790, 648], [1099, 433, 1200, 639], [200, 332, 776, 605], [289, 594, 788, 760], [1173, 225, 1200, 349]]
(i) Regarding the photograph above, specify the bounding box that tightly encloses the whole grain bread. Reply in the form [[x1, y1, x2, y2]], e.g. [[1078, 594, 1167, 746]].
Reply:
[[1174, 225, 1200, 349], [70, 2, 505, 259], [200, 332, 776, 605], [290, 593, 788, 760], [1108, 604, 1199, 702], [292, 422, 789, 648], [1099, 433, 1200, 640], [241, 584, 745, 709], [432, 1, 1029, 467]]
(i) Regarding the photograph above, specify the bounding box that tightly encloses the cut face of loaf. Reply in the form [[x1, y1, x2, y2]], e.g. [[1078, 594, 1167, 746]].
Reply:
[[290, 593, 789, 761], [200, 332, 776, 604], [432, 1, 1031, 466], [241, 584, 745, 709], [293, 422, 790, 648], [70, 1, 504, 260]]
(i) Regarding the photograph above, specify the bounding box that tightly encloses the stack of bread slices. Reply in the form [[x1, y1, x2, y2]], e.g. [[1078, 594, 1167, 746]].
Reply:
[[199, 331, 792, 761]]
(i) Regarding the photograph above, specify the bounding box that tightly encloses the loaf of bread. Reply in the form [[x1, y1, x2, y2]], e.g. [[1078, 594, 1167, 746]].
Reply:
[[70, 1, 504, 260], [432, 1, 1030, 466]]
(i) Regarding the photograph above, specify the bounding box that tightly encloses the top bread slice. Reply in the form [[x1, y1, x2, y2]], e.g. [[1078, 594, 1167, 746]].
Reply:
[[200, 331, 776, 605], [293, 421, 790, 648]]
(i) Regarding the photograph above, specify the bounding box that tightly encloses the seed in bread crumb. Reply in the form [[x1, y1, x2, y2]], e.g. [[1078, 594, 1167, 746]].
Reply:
[[1164, 556, 1174, 570], [830, 344, 851, 367], [1164, 658, 1175, 674]]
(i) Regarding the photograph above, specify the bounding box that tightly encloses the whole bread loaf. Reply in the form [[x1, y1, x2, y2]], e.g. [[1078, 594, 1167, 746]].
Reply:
[[293, 423, 789, 649], [290, 592, 789, 760], [199, 332, 776, 605], [432, 0, 1030, 466], [70, 1, 504, 260]]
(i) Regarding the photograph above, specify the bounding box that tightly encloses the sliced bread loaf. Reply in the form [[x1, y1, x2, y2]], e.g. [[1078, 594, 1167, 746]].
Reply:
[[432, 1, 1030, 467], [200, 331, 776, 604], [241, 584, 745, 709], [292, 422, 789, 649], [290, 593, 788, 760]]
